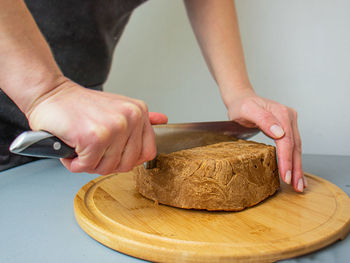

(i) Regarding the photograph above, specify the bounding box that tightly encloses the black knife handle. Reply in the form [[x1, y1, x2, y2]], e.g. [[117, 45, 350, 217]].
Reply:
[[10, 131, 77, 159]]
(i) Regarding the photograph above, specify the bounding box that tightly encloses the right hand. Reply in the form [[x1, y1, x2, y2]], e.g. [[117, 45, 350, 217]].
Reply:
[[26, 78, 168, 175]]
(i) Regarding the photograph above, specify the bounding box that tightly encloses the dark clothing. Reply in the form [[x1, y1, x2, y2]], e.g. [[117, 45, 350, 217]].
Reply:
[[25, 0, 148, 87], [0, 0, 147, 171]]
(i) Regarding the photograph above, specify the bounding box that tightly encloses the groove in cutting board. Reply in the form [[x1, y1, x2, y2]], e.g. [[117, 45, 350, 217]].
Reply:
[[74, 171, 350, 263]]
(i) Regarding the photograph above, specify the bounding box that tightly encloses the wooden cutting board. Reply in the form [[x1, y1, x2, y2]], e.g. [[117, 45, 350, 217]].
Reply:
[[74, 171, 350, 263]]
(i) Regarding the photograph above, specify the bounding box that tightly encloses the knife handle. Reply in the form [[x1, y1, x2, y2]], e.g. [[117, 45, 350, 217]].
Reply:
[[10, 131, 77, 159]]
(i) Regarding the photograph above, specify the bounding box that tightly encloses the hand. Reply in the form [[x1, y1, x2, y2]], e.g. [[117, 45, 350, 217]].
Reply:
[[26, 79, 168, 175], [226, 90, 306, 192]]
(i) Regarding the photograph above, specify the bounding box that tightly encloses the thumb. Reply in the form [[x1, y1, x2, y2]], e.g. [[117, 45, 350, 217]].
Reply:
[[240, 102, 285, 140], [148, 112, 168, 125]]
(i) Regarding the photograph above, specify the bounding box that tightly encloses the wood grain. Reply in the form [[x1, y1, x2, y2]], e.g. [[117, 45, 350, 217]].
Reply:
[[74, 171, 350, 263]]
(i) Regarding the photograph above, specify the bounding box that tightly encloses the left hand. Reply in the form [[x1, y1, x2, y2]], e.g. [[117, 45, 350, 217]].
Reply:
[[226, 90, 306, 192]]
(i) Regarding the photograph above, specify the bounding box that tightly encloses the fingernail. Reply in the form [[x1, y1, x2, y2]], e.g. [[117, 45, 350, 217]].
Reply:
[[285, 170, 291, 184], [303, 176, 308, 187], [297, 178, 304, 192], [270, 124, 284, 138]]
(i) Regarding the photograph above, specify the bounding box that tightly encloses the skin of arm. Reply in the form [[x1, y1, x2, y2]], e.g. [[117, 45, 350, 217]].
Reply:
[[0, 0, 168, 175], [184, 0, 306, 192], [0, 0, 65, 113]]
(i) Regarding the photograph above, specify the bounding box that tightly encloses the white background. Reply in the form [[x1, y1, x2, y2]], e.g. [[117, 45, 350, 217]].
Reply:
[[105, 0, 350, 156]]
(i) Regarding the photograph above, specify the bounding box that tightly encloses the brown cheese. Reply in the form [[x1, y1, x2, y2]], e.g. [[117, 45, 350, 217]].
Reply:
[[136, 140, 280, 211]]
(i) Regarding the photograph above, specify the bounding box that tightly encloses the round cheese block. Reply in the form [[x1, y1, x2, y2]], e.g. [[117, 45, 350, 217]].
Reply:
[[136, 140, 280, 211]]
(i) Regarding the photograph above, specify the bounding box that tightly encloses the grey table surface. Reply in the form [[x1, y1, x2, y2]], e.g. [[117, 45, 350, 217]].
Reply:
[[0, 154, 349, 263]]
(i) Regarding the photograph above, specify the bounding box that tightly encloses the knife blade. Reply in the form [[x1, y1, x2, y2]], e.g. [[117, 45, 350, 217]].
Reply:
[[10, 121, 259, 168]]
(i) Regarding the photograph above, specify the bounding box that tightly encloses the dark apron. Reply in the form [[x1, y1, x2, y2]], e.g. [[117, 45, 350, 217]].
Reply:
[[0, 0, 148, 171]]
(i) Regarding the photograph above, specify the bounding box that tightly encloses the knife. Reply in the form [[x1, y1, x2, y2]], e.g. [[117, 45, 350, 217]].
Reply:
[[9, 121, 259, 169]]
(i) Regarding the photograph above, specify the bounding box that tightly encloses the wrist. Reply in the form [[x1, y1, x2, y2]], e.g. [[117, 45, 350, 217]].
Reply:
[[219, 82, 256, 108], [0, 43, 67, 115], [10, 72, 68, 116], [24, 75, 73, 118]]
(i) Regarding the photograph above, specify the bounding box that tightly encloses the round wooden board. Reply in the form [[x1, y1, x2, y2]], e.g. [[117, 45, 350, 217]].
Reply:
[[74, 171, 350, 263]]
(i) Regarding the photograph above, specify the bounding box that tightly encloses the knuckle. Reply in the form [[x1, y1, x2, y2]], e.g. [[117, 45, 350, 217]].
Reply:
[[134, 99, 148, 113], [260, 111, 272, 122], [85, 123, 111, 145], [112, 114, 128, 132], [122, 102, 143, 122], [239, 99, 253, 117], [254, 110, 272, 126], [279, 105, 289, 116]]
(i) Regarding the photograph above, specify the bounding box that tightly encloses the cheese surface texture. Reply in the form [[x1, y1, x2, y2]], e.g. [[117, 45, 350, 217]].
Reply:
[[136, 140, 280, 211]]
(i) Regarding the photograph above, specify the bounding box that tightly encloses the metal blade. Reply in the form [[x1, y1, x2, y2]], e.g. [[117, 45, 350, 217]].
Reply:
[[145, 121, 259, 168]]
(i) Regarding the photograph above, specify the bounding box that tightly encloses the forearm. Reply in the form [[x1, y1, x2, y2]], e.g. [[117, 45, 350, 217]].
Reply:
[[0, 0, 64, 114], [184, 0, 254, 106], [185, 0, 305, 192]]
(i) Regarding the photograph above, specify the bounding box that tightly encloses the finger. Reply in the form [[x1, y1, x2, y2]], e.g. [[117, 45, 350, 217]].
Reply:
[[239, 101, 293, 185], [275, 129, 294, 186], [291, 112, 305, 192], [94, 112, 140, 174], [93, 133, 129, 175], [148, 112, 168, 125], [240, 101, 285, 139], [115, 120, 144, 173], [136, 120, 157, 166], [271, 108, 295, 186], [244, 103, 296, 187], [61, 117, 128, 174], [61, 142, 105, 173]]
